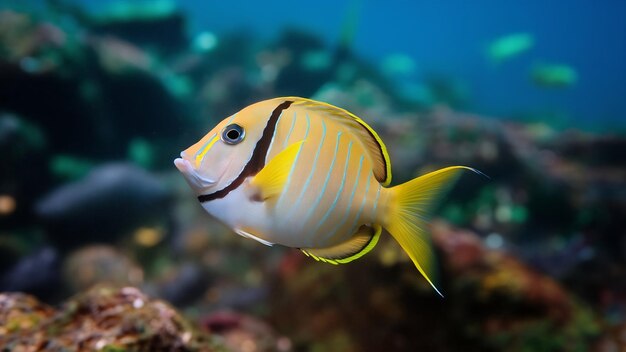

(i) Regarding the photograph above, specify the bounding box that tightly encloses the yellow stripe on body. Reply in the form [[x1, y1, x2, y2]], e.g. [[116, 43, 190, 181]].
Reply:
[[286, 119, 326, 219], [268, 108, 382, 247], [282, 111, 298, 148], [264, 109, 313, 226], [315, 144, 379, 246], [323, 154, 364, 242], [268, 113, 329, 246], [288, 97, 392, 186], [300, 130, 342, 236], [274, 112, 310, 211], [312, 140, 353, 237], [342, 170, 374, 242], [309, 131, 366, 247], [263, 114, 329, 244], [260, 102, 389, 248]]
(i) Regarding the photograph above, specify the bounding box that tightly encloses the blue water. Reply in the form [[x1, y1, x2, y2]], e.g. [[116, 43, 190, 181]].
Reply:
[[36, 0, 626, 127], [182, 0, 626, 127]]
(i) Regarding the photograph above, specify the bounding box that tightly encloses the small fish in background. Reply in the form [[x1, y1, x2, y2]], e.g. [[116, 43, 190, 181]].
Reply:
[[531, 63, 578, 88], [487, 32, 534, 63], [175, 97, 482, 296]]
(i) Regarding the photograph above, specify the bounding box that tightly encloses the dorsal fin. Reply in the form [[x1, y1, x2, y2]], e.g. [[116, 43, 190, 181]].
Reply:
[[289, 97, 392, 186]]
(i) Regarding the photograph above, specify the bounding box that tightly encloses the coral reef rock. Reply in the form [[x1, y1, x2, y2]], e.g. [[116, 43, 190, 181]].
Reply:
[[0, 285, 228, 351], [36, 163, 173, 249], [268, 221, 601, 352]]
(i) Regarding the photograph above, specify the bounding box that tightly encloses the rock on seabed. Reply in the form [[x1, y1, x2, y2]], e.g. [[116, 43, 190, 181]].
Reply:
[[0, 285, 228, 352]]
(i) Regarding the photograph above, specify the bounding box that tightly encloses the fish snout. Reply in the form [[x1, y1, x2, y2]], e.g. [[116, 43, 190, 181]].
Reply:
[[174, 153, 192, 173], [174, 153, 217, 188]]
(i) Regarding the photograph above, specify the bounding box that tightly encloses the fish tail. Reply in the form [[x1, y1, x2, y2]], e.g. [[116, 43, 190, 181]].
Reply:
[[384, 166, 480, 297]]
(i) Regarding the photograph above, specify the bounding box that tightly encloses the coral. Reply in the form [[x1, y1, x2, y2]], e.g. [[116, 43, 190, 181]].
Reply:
[[63, 245, 144, 294], [0, 285, 227, 351], [0, 4, 624, 352], [201, 311, 292, 352], [268, 222, 601, 351], [595, 322, 626, 352], [0, 292, 54, 336]]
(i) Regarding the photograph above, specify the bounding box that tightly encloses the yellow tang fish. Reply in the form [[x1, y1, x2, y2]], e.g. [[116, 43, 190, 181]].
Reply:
[[175, 97, 479, 296]]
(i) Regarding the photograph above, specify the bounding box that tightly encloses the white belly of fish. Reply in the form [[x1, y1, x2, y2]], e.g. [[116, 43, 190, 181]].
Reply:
[[201, 182, 307, 247]]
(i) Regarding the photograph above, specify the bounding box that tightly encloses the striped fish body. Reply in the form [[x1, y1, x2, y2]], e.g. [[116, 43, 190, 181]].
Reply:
[[244, 99, 387, 248], [175, 97, 479, 296]]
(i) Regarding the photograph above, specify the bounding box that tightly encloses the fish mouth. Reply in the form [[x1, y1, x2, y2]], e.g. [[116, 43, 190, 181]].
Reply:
[[174, 155, 217, 188]]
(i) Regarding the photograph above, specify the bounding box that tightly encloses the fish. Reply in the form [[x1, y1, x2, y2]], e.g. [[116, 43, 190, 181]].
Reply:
[[175, 97, 479, 296], [487, 32, 534, 63], [531, 63, 578, 88]]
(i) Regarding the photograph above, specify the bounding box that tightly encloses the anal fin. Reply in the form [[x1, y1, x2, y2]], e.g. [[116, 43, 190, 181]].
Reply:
[[301, 225, 381, 264]]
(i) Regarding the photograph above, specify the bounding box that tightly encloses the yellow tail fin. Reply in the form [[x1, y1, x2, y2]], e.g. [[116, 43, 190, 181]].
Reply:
[[385, 166, 479, 297]]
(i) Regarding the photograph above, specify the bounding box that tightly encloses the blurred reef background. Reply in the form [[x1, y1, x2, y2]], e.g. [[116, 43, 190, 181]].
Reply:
[[0, 0, 625, 351]]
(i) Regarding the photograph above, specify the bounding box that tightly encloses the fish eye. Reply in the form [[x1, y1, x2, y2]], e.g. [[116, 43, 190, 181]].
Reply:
[[221, 124, 245, 145]]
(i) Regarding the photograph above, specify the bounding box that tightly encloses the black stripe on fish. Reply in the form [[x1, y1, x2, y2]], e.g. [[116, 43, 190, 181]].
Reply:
[[198, 100, 293, 203]]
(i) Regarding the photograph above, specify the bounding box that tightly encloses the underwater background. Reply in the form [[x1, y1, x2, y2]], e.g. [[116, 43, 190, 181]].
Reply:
[[0, 0, 624, 351]]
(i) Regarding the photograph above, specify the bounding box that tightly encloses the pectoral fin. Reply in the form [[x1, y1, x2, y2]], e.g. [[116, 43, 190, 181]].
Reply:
[[301, 224, 382, 264], [234, 228, 274, 246], [249, 141, 304, 202]]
